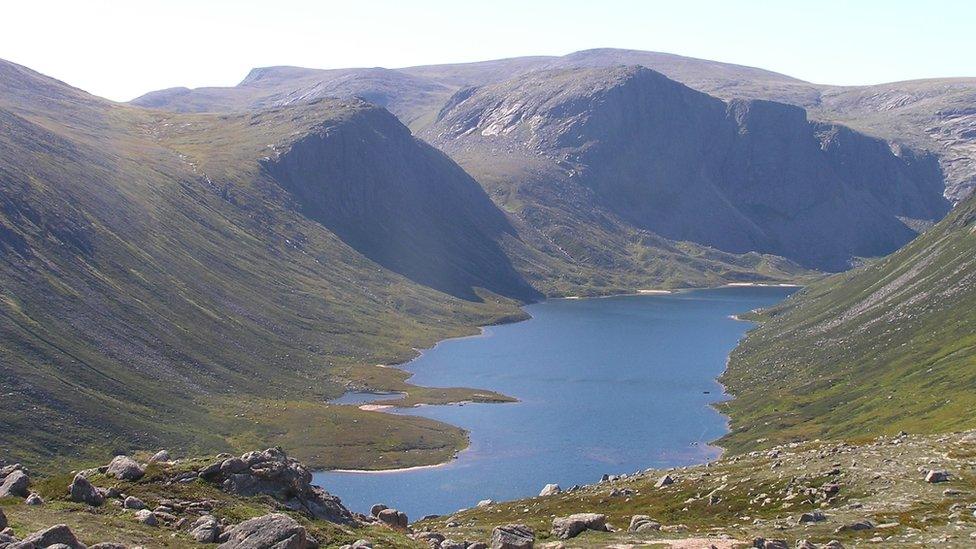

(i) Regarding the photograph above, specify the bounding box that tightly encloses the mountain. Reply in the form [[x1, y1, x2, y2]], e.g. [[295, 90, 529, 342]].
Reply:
[[718, 190, 976, 452], [132, 48, 976, 201], [424, 65, 949, 271], [0, 58, 533, 468]]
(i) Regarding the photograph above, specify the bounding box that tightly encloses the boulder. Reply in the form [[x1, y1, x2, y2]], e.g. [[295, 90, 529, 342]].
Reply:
[[105, 456, 145, 481], [925, 470, 949, 483], [440, 541, 465, 549], [654, 474, 674, 488], [349, 541, 371, 549], [190, 515, 222, 543], [25, 493, 44, 506], [490, 524, 534, 549], [68, 474, 104, 506], [90, 544, 128, 549], [628, 515, 660, 532], [469, 544, 489, 549], [798, 509, 826, 523], [369, 504, 388, 517], [538, 484, 561, 497], [477, 499, 494, 507], [0, 507, 5, 530], [551, 513, 607, 539], [796, 541, 817, 549], [148, 450, 171, 463], [376, 508, 408, 530], [123, 496, 146, 510], [835, 519, 873, 533], [20, 524, 85, 549], [134, 509, 158, 527], [0, 470, 30, 498], [217, 513, 310, 549], [220, 458, 248, 475]]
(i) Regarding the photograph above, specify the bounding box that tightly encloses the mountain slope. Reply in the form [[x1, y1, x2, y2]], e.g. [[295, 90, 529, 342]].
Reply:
[[0, 58, 531, 469], [424, 66, 949, 272], [718, 190, 976, 452]]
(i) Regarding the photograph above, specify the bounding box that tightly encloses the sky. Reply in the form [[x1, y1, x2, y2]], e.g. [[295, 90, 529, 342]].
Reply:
[[2, 0, 974, 102]]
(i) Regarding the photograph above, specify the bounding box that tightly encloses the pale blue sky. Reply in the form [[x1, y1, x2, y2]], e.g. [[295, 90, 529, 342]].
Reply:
[[2, 0, 973, 101]]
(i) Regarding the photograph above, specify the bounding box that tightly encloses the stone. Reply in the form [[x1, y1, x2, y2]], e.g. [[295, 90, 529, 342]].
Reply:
[[490, 524, 534, 549], [823, 542, 845, 549], [0, 507, 5, 530], [440, 540, 464, 549], [68, 474, 104, 506], [376, 508, 408, 530], [469, 544, 489, 549], [0, 470, 30, 498], [123, 496, 146, 510], [835, 519, 873, 532], [369, 504, 388, 517], [190, 515, 222, 543], [350, 541, 371, 549], [220, 458, 248, 475], [628, 515, 660, 532], [538, 484, 561, 497], [134, 509, 158, 526], [218, 513, 309, 549], [148, 450, 170, 463], [551, 513, 607, 539], [925, 470, 949, 483], [761, 541, 787, 549], [105, 456, 145, 481], [798, 509, 826, 523], [795, 541, 817, 549], [24, 493, 44, 506], [655, 474, 674, 488], [21, 525, 85, 549], [90, 544, 128, 549], [477, 499, 494, 507]]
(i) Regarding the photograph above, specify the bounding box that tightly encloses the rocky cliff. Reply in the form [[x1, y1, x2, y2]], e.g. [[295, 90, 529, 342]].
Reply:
[[426, 66, 949, 271]]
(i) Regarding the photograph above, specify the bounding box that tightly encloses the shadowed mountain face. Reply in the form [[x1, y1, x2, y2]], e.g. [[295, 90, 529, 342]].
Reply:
[[132, 48, 976, 201], [0, 58, 534, 465], [425, 66, 949, 271], [261, 105, 538, 301]]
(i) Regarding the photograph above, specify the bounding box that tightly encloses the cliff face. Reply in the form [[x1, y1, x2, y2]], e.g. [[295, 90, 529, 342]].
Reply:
[[427, 66, 950, 271], [263, 104, 538, 301]]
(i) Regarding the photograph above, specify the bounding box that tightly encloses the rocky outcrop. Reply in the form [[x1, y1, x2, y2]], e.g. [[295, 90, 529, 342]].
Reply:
[[148, 450, 170, 464], [550, 513, 609, 539], [376, 508, 409, 530], [538, 484, 560, 497], [490, 524, 534, 549], [628, 515, 661, 532], [217, 513, 311, 549], [198, 447, 354, 525], [189, 515, 222, 543]]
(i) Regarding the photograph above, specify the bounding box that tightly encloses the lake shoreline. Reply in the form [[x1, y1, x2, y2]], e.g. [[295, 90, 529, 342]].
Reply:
[[322, 285, 799, 477]]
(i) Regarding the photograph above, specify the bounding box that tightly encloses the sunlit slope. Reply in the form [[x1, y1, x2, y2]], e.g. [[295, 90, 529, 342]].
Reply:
[[719, 192, 976, 452]]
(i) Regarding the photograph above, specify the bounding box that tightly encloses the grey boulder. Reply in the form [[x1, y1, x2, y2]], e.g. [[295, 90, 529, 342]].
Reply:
[[68, 474, 104, 507], [490, 524, 534, 548], [538, 484, 560, 497], [376, 508, 408, 530], [551, 513, 608, 539], [148, 450, 170, 463], [190, 515, 222, 543], [20, 524, 85, 549], [0, 470, 30, 498], [105, 456, 145, 481], [218, 513, 311, 549]]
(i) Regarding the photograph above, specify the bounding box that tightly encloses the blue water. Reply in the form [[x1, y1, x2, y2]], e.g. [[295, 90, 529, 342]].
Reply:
[[314, 286, 794, 518]]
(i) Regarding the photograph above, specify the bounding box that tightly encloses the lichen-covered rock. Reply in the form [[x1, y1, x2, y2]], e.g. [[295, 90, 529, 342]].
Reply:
[[551, 513, 607, 540], [190, 515, 222, 543], [21, 524, 85, 549], [105, 456, 145, 481], [217, 513, 310, 549], [123, 496, 146, 510], [490, 524, 534, 549], [538, 484, 560, 497], [376, 508, 408, 530], [148, 450, 170, 463], [25, 492, 44, 506], [68, 474, 104, 506], [134, 509, 158, 526], [628, 515, 660, 532], [0, 470, 30, 498], [925, 470, 949, 483]]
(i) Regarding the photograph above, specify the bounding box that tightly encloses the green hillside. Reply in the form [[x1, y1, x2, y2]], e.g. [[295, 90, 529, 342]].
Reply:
[[719, 192, 976, 452]]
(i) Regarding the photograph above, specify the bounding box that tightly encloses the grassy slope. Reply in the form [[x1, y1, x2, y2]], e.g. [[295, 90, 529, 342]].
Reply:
[[717, 193, 976, 453], [0, 60, 524, 471]]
